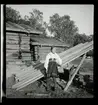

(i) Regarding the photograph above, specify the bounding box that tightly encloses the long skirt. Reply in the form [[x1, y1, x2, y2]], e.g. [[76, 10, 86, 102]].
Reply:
[[46, 59, 59, 91]]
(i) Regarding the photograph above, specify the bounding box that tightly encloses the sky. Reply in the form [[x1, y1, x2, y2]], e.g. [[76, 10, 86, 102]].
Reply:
[[7, 5, 94, 36]]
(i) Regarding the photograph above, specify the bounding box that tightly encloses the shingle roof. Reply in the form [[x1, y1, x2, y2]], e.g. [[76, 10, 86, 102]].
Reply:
[[6, 22, 42, 34], [19, 24, 43, 34], [31, 36, 70, 47], [6, 21, 28, 33]]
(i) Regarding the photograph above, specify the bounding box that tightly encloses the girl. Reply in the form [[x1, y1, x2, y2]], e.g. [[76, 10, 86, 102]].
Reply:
[[44, 46, 62, 91]]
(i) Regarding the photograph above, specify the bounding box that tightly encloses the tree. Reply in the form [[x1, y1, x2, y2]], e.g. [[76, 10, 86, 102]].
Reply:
[[87, 35, 93, 42], [6, 7, 21, 23], [18, 15, 30, 25], [28, 9, 47, 36], [29, 9, 43, 29], [48, 13, 78, 45], [73, 33, 89, 46]]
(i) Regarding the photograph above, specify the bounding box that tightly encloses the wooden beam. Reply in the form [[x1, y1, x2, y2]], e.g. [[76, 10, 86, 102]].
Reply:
[[62, 45, 93, 67], [13, 71, 42, 88], [16, 74, 44, 90], [64, 53, 86, 92], [31, 42, 69, 48]]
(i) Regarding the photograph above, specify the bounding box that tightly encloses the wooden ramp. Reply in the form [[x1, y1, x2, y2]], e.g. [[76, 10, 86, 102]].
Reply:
[[12, 41, 93, 91]]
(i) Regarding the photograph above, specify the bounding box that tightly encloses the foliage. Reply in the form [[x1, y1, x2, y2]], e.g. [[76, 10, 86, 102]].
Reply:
[[73, 33, 93, 46], [48, 13, 79, 45], [87, 35, 93, 42], [6, 7, 21, 23], [73, 33, 88, 46]]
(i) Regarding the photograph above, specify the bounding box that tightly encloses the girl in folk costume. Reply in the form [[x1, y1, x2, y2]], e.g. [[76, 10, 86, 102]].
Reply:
[[44, 46, 62, 91]]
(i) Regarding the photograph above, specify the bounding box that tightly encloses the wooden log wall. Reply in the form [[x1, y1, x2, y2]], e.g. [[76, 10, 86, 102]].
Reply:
[[6, 32, 31, 62], [21, 34, 31, 61], [6, 32, 20, 62]]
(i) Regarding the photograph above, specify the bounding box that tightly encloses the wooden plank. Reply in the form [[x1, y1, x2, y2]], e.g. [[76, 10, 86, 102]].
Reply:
[[16, 67, 34, 77], [6, 50, 19, 54], [39, 50, 50, 53], [21, 50, 31, 53], [6, 41, 19, 45], [22, 55, 31, 57], [22, 53, 31, 55], [62, 47, 92, 69], [22, 59, 31, 61], [6, 37, 19, 40], [6, 59, 19, 62], [6, 44, 19, 46], [21, 39, 30, 41], [6, 45, 19, 49], [6, 32, 19, 35], [21, 46, 29, 48], [62, 45, 93, 66], [12, 70, 43, 88], [22, 57, 31, 59], [61, 42, 93, 64], [21, 45, 29, 46], [16, 75, 43, 90], [21, 35, 28, 37], [21, 47, 30, 49], [59, 43, 87, 58], [60, 43, 87, 57], [6, 48, 19, 51], [6, 49, 19, 52], [21, 42, 30, 45], [6, 55, 18, 58], [16, 69, 36, 79], [64, 53, 86, 91], [16, 69, 36, 80], [21, 48, 30, 51], [31, 42, 67, 47], [16, 74, 44, 90], [16, 70, 39, 82], [22, 56, 31, 59]]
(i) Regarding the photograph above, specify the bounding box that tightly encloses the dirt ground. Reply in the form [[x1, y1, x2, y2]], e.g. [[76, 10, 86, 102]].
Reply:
[[6, 57, 94, 98], [6, 78, 93, 98]]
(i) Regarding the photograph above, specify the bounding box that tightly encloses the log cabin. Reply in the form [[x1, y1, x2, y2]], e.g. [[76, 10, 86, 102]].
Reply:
[[6, 21, 70, 63]]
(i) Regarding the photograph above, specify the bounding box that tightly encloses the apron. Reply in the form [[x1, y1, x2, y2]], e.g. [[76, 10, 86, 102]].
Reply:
[[47, 58, 59, 78]]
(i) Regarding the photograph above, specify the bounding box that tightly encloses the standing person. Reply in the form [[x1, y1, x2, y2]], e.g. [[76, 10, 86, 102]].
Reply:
[[44, 46, 62, 92]]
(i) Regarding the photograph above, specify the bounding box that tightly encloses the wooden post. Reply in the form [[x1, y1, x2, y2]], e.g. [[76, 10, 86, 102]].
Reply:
[[64, 53, 86, 92], [18, 33, 22, 59], [37, 46, 40, 61]]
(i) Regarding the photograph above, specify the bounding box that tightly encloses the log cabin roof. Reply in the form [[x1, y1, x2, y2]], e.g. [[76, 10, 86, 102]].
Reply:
[[6, 22, 42, 34], [6, 22, 28, 33], [30, 36, 70, 47], [19, 24, 43, 34]]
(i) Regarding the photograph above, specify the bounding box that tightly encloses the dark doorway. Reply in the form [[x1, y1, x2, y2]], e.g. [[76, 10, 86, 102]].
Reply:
[[30, 44, 36, 61]]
